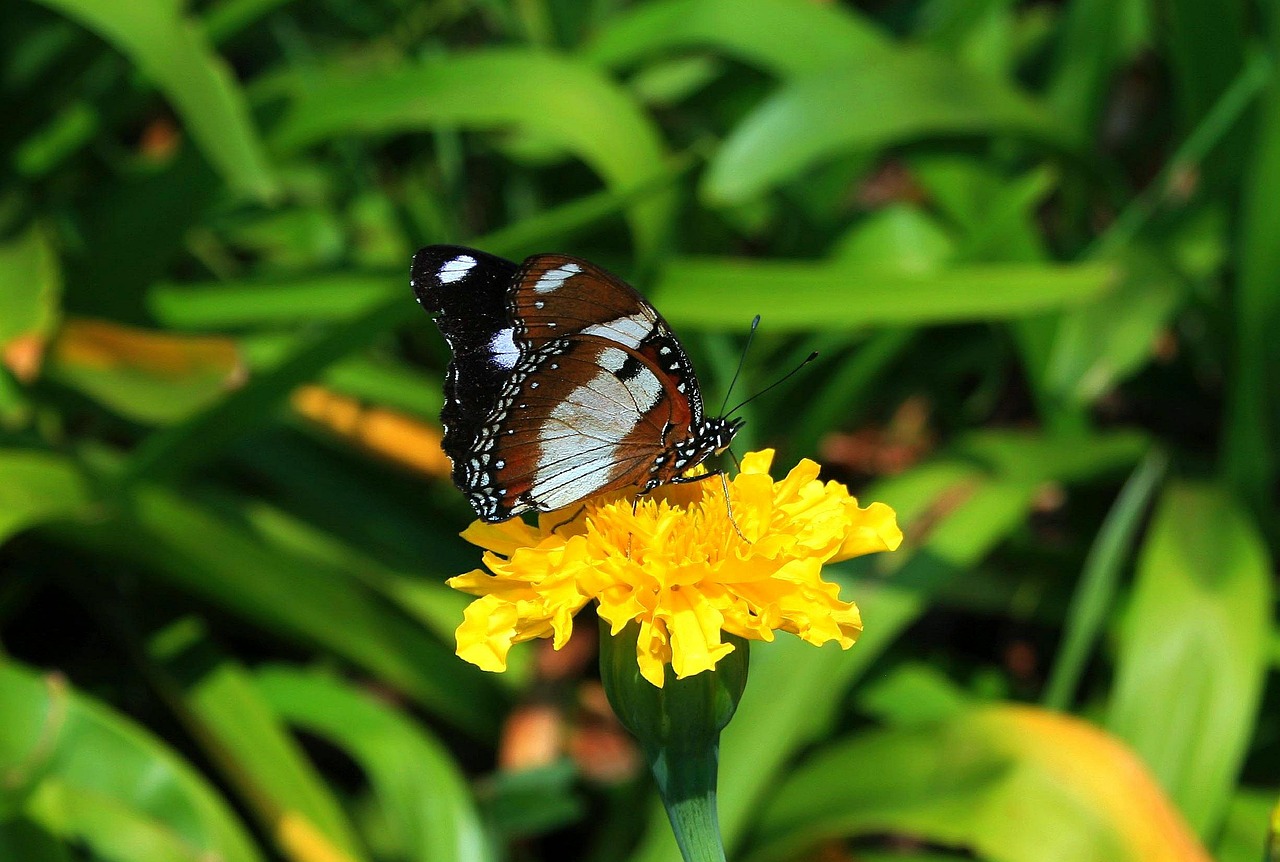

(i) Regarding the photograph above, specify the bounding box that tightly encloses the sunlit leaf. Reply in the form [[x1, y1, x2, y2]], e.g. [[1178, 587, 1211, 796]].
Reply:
[[703, 54, 1069, 204], [0, 451, 87, 546], [290, 385, 451, 479], [48, 318, 245, 424], [748, 706, 1211, 862], [1107, 482, 1272, 835], [150, 621, 368, 862], [650, 258, 1117, 329], [584, 0, 891, 77], [0, 223, 61, 383]]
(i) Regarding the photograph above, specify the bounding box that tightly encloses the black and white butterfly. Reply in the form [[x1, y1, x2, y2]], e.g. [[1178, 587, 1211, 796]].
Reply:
[[411, 245, 742, 522]]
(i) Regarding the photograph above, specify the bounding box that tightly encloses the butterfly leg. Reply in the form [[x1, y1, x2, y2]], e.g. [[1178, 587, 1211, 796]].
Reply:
[[666, 471, 751, 544], [546, 504, 587, 536]]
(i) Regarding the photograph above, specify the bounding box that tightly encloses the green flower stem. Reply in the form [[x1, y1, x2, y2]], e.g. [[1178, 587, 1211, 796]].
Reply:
[[598, 618, 749, 862]]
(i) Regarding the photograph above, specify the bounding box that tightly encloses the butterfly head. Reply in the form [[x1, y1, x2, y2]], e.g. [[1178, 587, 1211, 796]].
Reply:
[[675, 412, 747, 466]]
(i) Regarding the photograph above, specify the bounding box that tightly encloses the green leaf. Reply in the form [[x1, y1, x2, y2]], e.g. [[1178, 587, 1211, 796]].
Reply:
[[747, 705, 1210, 862], [271, 51, 672, 258], [650, 258, 1117, 330], [149, 621, 369, 862], [1042, 448, 1167, 711], [0, 222, 60, 349], [702, 53, 1068, 205], [1106, 482, 1272, 835], [828, 204, 956, 271], [1040, 251, 1184, 405], [254, 667, 490, 862], [0, 451, 87, 546], [51, 485, 506, 735], [30, 0, 276, 200], [583, 0, 891, 78], [0, 661, 264, 862], [149, 274, 397, 330]]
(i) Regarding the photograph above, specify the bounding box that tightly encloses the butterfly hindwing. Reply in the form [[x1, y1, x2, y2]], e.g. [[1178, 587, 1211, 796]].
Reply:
[[485, 338, 680, 513]]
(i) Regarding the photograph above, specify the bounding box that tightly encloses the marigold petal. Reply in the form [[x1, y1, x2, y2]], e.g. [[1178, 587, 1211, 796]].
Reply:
[[664, 588, 733, 679], [636, 618, 672, 687], [461, 518, 543, 556], [455, 596, 520, 672], [835, 501, 904, 561]]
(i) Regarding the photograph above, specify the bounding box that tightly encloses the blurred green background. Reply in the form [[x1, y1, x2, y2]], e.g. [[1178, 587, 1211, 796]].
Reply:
[[1, 0, 1278, 860]]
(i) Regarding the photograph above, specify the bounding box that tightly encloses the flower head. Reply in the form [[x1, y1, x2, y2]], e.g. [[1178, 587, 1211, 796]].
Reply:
[[448, 450, 902, 687]]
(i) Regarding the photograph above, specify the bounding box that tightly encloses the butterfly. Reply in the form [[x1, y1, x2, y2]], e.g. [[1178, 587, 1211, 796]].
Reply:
[[411, 245, 743, 523]]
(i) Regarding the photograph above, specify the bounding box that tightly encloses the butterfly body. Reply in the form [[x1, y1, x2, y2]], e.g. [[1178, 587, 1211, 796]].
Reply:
[[412, 245, 741, 522]]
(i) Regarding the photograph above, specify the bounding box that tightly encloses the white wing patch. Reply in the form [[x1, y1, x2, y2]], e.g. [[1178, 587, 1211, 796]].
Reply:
[[487, 327, 519, 370], [534, 263, 582, 294], [580, 311, 655, 349], [438, 255, 476, 284]]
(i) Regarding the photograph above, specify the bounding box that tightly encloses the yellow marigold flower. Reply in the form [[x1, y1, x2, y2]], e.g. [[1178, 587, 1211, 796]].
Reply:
[[448, 450, 903, 687]]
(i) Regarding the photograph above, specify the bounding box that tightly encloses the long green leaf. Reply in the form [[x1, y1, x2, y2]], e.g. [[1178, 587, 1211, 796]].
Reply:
[[255, 667, 490, 862], [650, 258, 1117, 329], [271, 51, 672, 258], [1106, 482, 1272, 835], [149, 622, 368, 862], [702, 54, 1069, 204], [29, 0, 276, 200], [583, 0, 891, 77], [746, 706, 1210, 862], [0, 662, 263, 862]]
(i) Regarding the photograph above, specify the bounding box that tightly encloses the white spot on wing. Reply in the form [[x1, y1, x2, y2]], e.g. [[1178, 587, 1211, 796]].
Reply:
[[534, 262, 582, 294], [581, 311, 655, 349], [488, 327, 519, 369], [438, 255, 476, 284]]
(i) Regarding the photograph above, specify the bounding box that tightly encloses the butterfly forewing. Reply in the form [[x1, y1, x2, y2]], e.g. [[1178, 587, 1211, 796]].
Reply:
[[512, 255, 705, 427]]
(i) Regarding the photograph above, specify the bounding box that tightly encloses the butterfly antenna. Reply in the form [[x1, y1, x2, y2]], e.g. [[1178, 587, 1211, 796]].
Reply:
[[725, 351, 819, 418], [718, 315, 762, 417]]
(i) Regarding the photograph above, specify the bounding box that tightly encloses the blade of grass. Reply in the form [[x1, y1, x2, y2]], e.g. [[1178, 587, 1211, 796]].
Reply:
[[1041, 448, 1167, 710], [1225, 44, 1280, 516], [255, 667, 490, 862], [148, 621, 369, 862]]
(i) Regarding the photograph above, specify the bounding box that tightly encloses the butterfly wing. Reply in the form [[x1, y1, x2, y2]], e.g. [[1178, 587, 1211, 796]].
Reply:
[[411, 245, 522, 505], [412, 246, 706, 521], [511, 254, 705, 426]]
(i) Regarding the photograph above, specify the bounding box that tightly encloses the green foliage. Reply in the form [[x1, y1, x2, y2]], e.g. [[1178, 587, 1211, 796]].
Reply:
[[1, 1, 1277, 861]]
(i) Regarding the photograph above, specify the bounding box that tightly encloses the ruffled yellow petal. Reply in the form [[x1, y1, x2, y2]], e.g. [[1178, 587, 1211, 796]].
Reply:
[[448, 449, 900, 686]]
